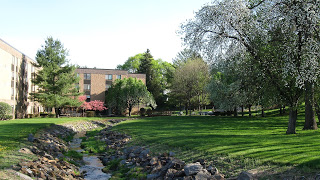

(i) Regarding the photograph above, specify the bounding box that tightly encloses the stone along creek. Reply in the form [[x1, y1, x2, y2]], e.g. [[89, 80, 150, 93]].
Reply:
[[69, 131, 111, 180]]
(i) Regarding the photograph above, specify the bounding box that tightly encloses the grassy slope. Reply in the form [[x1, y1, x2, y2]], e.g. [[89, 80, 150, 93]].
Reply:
[[0, 117, 107, 169], [113, 113, 320, 169]]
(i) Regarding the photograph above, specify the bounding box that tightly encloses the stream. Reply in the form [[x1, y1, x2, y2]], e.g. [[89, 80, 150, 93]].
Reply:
[[69, 131, 111, 180]]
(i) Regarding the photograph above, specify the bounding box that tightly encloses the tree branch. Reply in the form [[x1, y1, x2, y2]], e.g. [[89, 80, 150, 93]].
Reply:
[[248, 0, 266, 9]]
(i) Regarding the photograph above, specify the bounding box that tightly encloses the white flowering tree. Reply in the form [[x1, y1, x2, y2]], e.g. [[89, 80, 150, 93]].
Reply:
[[181, 0, 320, 134]]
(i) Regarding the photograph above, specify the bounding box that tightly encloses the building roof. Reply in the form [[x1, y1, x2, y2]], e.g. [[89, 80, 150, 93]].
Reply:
[[0, 38, 35, 62]]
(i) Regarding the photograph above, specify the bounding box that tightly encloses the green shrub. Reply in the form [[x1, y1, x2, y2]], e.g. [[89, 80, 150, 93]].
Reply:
[[140, 108, 146, 116], [146, 109, 152, 116], [48, 113, 55, 118], [86, 111, 95, 117], [0, 102, 11, 120]]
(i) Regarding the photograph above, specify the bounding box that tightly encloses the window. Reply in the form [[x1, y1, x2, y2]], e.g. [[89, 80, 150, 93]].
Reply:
[[11, 87, 14, 100], [106, 84, 111, 90], [84, 73, 91, 80], [117, 75, 121, 79], [106, 74, 112, 80], [86, 95, 91, 102], [76, 73, 79, 77], [84, 84, 91, 91]]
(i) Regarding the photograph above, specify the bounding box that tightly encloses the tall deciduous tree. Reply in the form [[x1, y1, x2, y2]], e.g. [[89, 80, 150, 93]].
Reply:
[[106, 77, 156, 116], [118, 50, 175, 109], [30, 37, 81, 118], [180, 0, 320, 134], [171, 58, 210, 115]]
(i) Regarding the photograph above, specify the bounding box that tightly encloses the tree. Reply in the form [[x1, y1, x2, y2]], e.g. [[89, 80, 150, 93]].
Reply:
[[180, 0, 319, 134], [173, 49, 202, 67], [170, 58, 210, 115], [117, 53, 143, 73], [30, 37, 81, 118], [106, 77, 156, 116], [0, 102, 11, 120], [118, 50, 175, 109], [80, 100, 107, 111]]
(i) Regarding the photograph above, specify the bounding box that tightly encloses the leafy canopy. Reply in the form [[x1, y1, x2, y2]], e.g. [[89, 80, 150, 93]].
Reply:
[[106, 77, 156, 115], [30, 37, 81, 109]]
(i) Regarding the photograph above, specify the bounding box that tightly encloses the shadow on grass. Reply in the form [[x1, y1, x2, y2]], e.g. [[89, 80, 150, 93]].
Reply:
[[114, 116, 320, 169]]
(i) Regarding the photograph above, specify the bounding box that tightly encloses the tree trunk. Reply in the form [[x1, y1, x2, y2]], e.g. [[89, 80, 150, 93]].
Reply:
[[248, 105, 252, 117], [185, 104, 188, 115], [303, 81, 318, 130], [262, 107, 265, 117], [234, 107, 238, 117], [283, 105, 286, 114], [315, 102, 320, 124], [55, 108, 60, 118], [286, 108, 297, 134], [241, 105, 244, 117], [128, 106, 132, 117], [280, 106, 283, 115]]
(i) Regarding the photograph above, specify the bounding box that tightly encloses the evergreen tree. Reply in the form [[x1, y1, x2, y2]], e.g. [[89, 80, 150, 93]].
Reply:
[[30, 37, 81, 118], [138, 49, 162, 109]]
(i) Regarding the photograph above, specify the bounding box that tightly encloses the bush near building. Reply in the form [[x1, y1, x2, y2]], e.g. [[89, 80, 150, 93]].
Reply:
[[0, 102, 12, 120]]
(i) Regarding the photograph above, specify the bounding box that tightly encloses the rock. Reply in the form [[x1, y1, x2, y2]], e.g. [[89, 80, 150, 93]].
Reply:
[[18, 148, 34, 155], [169, 151, 175, 157], [147, 173, 161, 179], [165, 168, 178, 179], [214, 173, 225, 180], [195, 159, 206, 165], [237, 171, 253, 180], [27, 134, 35, 142], [120, 160, 127, 165], [15, 171, 33, 180], [150, 157, 158, 165], [184, 162, 203, 176], [129, 153, 136, 158], [183, 176, 193, 180], [207, 166, 219, 175], [195, 169, 212, 180], [140, 149, 150, 158], [170, 159, 185, 170]]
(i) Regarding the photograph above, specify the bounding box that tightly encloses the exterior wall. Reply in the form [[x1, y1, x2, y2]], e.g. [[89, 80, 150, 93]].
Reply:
[[0, 38, 42, 118], [75, 68, 146, 114]]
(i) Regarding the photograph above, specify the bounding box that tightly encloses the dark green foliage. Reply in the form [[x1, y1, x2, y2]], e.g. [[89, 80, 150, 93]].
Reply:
[[139, 108, 146, 116], [103, 159, 147, 180], [86, 111, 95, 117], [106, 77, 156, 116], [0, 102, 12, 120], [64, 150, 83, 160], [30, 37, 81, 117], [146, 109, 152, 116], [80, 130, 107, 154]]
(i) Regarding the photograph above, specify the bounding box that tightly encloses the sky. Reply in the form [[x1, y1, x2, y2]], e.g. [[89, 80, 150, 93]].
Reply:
[[0, 0, 211, 69]]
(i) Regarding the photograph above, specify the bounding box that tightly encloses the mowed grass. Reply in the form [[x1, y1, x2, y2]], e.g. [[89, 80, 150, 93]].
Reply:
[[0, 117, 108, 168], [113, 114, 320, 169]]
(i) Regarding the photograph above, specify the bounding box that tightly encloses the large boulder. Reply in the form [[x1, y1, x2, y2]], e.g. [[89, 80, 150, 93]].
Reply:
[[237, 171, 253, 180], [194, 169, 212, 180], [184, 162, 203, 176]]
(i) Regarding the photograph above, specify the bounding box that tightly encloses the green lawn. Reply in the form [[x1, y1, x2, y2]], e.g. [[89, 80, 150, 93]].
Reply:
[[0, 117, 108, 168], [113, 114, 320, 170]]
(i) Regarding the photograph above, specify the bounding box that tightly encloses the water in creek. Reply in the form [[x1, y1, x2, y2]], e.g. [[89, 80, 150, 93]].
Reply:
[[69, 132, 111, 180]]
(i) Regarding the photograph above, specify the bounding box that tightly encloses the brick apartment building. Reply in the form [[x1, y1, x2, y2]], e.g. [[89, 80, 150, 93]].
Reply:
[[0, 38, 42, 119], [75, 68, 146, 113], [0, 38, 146, 118]]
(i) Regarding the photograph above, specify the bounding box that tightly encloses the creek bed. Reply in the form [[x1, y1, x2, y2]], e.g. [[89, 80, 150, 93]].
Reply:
[[69, 131, 111, 180]]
